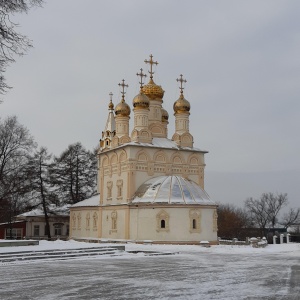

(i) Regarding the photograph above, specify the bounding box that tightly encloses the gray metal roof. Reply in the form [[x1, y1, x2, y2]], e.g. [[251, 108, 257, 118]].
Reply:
[[132, 176, 215, 205]]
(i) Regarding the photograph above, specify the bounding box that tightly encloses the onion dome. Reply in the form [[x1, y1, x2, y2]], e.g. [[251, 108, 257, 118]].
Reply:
[[161, 107, 169, 122], [142, 79, 164, 100], [132, 176, 215, 205], [108, 99, 114, 110], [173, 94, 190, 114], [115, 99, 131, 117], [133, 92, 150, 109]]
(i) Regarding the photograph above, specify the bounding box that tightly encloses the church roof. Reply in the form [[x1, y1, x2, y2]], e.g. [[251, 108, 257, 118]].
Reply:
[[104, 100, 116, 133], [126, 137, 208, 152], [71, 194, 100, 207], [17, 205, 70, 217], [131, 176, 215, 205]]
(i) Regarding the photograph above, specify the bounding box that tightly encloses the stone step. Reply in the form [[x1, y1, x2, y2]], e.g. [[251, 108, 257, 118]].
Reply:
[[0, 246, 124, 258], [0, 246, 126, 264]]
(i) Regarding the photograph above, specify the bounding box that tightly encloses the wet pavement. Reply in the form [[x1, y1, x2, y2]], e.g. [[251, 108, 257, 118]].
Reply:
[[0, 250, 299, 300]]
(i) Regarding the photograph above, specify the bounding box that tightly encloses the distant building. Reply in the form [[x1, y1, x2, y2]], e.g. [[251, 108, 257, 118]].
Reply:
[[0, 205, 70, 240], [70, 55, 218, 244]]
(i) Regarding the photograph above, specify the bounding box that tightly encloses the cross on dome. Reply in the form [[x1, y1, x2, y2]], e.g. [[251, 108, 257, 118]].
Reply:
[[108, 92, 114, 110], [118, 79, 129, 101], [144, 54, 158, 79], [176, 74, 187, 95], [136, 68, 147, 89]]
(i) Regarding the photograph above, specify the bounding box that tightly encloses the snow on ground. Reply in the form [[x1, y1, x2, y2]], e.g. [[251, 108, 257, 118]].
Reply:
[[0, 240, 299, 300], [0, 239, 299, 255]]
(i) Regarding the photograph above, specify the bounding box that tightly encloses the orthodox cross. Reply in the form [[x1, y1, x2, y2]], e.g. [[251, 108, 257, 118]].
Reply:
[[176, 74, 187, 95], [136, 68, 147, 89], [118, 79, 129, 101], [108, 92, 114, 110], [144, 54, 158, 79]]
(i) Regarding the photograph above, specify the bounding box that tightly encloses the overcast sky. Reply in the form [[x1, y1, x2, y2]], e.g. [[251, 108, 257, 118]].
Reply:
[[2, 0, 300, 209]]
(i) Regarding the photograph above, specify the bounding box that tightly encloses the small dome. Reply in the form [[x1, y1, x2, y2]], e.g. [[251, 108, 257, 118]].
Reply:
[[132, 175, 214, 205], [173, 94, 190, 114], [133, 92, 150, 109], [161, 107, 169, 122], [108, 99, 114, 110], [115, 99, 131, 117], [142, 79, 164, 100]]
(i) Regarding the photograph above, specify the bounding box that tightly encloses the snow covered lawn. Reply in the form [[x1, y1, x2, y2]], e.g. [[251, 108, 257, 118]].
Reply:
[[0, 240, 299, 299]]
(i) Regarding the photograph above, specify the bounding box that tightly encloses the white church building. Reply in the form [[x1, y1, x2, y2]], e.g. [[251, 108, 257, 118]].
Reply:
[[70, 55, 218, 244]]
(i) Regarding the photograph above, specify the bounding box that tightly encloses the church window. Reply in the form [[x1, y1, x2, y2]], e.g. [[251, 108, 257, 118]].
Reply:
[[86, 213, 90, 229], [117, 179, 123, 200], [93, 212, 98, 229], [111, 211, 117, 232], [77, 213, 81, 230], [156, 210, 169, 232], [189, 209, 201, 233], [192, 219, 196, 229], [107, 181, 113, 200]]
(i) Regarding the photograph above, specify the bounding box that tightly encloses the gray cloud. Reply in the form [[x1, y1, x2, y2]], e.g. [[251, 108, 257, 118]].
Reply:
[[2, 0, 300, 207]]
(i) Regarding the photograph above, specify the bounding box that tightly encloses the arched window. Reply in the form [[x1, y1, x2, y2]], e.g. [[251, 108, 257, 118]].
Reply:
[[192, 219, 196, 229], [156, 210, 169, 232], [189, 209, 201, 233]]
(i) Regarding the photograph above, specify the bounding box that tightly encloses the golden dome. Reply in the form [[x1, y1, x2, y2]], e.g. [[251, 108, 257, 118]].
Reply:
[[161, 107, 169, 122], [115, 99, 131, 117], [108, 99, 114, 110], [173, 94, 190, 114], [133, 92, 150, 109], [142, 79, 164, 100]]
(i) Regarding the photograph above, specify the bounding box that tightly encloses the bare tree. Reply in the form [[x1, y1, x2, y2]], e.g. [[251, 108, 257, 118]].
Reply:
[[266, 193, 288, 228], [0, 116, 36, 206], [245, 193, 289, 235], [280, 208, 300, 229], [0, 0, 43, 95], [26, 147, 53, 240]]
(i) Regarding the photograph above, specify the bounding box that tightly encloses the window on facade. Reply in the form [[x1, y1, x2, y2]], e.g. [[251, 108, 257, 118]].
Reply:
[[66, 225, 69, 235], [93, 213, 98, 228], [86, 213, 90, 228], [54, 224, 62, 236], [107, 181, 113, 199], [111, 211, 117, 231], [5, 228, 22, 239], [33, 225, 40, 237], [156, 210, 169, 232], [116, 179, 123, 199], [189, 209, 201, 233], [77, 213, 81, 230], [192, 219, 196, 229], [118, 186, 122, 197]]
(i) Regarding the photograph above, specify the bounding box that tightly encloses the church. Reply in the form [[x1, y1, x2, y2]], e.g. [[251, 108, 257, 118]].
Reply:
[[70, 55, 218, 244]]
